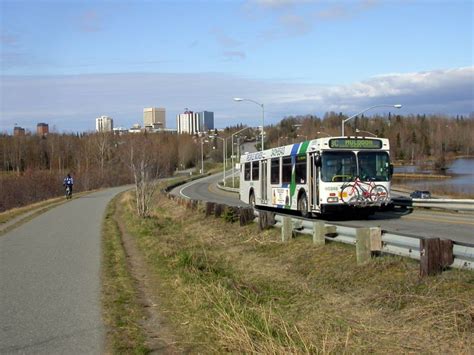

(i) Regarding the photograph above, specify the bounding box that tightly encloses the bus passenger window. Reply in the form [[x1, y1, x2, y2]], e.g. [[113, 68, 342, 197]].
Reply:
[[271, 158, 279, 184], [282, 157, 292, 184], [244, 162, 251, 181], [252, 161, 259, 181], [295, 155, 307, 184]]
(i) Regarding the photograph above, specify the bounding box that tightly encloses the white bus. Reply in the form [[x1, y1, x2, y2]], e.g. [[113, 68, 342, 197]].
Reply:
[[239, 136, 393, 216]]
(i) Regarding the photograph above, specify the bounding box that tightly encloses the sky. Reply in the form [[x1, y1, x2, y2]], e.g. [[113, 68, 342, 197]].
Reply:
[[0, 0, 473, 133]]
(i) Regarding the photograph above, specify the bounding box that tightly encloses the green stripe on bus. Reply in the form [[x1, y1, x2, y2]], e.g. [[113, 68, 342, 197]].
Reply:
[[298, 140, 310, 154], [289, 160, 296, 208]]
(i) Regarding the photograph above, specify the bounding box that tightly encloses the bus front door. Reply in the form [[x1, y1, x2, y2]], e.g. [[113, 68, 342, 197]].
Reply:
[[261, 160, 268, 204], [310, 154, 320, 210]]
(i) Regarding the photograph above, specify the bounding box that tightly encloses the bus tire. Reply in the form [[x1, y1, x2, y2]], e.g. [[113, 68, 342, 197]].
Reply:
[[249, 191, 256, 207], [298, 191, 309, 218]]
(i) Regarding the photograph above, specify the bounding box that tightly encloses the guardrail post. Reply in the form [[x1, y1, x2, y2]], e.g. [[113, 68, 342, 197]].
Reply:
[[205, 202, 215, 217], [369, 227, 382, 255], [420, 238, 454, 276], [281, 216, 292, 242], [356, 228, 372, 265], [420, 238, 441, 277], [312, 221, 325, 246], [440, 239, 454, 269], [258, 211, 268, 230], [239, 207, 254, 226], [258, 211, 275, 230], [214, 204, 224, 217]]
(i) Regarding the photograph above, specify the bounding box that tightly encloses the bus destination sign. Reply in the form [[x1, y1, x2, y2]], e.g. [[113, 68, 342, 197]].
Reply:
[[329, 138, 382, 149]]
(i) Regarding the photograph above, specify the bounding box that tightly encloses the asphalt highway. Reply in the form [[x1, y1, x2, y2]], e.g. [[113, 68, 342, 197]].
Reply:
[[0, 186, 130, 354], [171, 173, 474, 244]]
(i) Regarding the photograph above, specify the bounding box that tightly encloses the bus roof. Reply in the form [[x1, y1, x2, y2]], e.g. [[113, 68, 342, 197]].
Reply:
[[240, 136, 390, 163]]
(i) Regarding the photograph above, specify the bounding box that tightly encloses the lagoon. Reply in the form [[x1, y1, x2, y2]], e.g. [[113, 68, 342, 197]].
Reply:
[[394, 158, 474, 196]]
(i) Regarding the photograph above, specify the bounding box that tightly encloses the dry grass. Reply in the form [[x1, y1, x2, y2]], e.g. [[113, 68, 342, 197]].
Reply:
[[117, 191, 474, 353]]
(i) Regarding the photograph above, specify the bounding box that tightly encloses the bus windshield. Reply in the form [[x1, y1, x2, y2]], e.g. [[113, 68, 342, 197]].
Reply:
[[321, 151, 391, 182], [321, 152, 357, 182], [358, 151, 390, 181]]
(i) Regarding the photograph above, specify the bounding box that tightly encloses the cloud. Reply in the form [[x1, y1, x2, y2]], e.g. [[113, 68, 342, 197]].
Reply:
[[250, 0, 379, 40], [210, 28, 246, 61], [1, 67, 472, 133], [278, 13, 311, 35], [79, 10, 102, 33]]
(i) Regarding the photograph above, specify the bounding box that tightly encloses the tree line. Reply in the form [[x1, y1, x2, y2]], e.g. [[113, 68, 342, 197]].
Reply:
[[1, 113, 472, 212], [265, 113, 474, 167], [0, 132, 209, 212]]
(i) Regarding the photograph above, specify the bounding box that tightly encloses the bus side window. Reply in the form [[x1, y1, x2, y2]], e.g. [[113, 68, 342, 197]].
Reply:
[[244, 162, 251, 181], [271, 158, 279, 184], [295, 155, 306, 184], [282, 157, 292, 184], [252, 161, 259, 181]]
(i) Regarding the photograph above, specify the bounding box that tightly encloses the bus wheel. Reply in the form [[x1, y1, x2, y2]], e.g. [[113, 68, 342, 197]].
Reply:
[[298, 192, 309, 218], [249, 192, 256, 207]]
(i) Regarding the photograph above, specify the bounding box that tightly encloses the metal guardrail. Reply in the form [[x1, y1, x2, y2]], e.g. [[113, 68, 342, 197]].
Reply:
[[266, 213, 474, 271], [392, 197, 474, 211]]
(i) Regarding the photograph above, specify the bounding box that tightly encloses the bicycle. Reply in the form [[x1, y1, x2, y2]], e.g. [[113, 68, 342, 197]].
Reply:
[[340, 177, 388, 205], [65, 185, 72, 199]]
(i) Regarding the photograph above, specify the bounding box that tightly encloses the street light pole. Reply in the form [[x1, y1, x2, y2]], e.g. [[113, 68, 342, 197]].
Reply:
[[201, 139, 204, 174], [341, 104, 402, 136], [233, 98, 265, 151], [200, 138, 208, 174], [214, 136, 226, 185]]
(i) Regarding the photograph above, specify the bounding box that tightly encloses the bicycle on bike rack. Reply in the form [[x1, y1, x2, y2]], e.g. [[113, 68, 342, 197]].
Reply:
[[340, 176, 388, 206]]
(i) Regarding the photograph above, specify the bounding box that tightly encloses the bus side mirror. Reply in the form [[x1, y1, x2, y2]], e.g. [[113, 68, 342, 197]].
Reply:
[[389, 164, 394, 176], [315, 155, 321, 167]]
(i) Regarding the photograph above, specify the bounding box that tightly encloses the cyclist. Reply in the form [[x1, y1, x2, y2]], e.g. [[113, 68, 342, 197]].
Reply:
[[63, 173, 74, 198]]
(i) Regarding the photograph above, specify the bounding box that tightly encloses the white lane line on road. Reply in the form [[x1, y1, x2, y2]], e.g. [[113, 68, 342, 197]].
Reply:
[[178, 170, 235, 200], [179, 183, 193, 199]]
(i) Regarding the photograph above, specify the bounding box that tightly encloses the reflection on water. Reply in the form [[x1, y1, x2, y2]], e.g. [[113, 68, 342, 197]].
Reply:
[[394, 158, 474, 196]]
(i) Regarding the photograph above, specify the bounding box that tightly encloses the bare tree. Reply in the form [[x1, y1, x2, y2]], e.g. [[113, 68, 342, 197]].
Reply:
[[127, 134, 162, 218]]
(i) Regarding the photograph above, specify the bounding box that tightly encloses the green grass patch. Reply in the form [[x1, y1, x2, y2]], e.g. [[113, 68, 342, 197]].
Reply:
[[101, 194, 149, 354]]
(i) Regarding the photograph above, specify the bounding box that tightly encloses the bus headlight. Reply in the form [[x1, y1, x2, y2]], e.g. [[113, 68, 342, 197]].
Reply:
[[327, 197, 339, 203]]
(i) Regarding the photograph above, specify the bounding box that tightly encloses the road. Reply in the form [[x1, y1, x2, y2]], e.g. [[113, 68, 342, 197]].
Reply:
[[0, 186, 130, 354], [171, 173, 474, 244]]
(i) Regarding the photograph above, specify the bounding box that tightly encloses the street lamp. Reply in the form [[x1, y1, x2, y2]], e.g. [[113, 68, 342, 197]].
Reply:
[[341, 104, 402, 136], [200, 138, 209, 174], [233, 97, 265, 151], [355, 128, 377, 137]]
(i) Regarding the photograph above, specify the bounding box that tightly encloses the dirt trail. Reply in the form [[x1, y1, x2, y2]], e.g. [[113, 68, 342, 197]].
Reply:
[[113, 197, 181, 354]]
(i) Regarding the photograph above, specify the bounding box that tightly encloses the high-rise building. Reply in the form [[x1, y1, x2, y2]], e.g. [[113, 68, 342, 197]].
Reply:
[[37, 123, 49, 136], [96, 115, 113, 132], [177, 110, 214, 135], [13, 126, 25, 136], [197, 111, 214, 131], [143, 107, 166, 129]]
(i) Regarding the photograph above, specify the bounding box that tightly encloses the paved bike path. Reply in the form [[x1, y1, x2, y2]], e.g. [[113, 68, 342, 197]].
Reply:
[[0, 186, 130, 354]]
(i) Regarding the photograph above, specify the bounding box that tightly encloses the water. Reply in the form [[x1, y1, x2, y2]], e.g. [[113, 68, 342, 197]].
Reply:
[[394, 158, 474, 196]]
